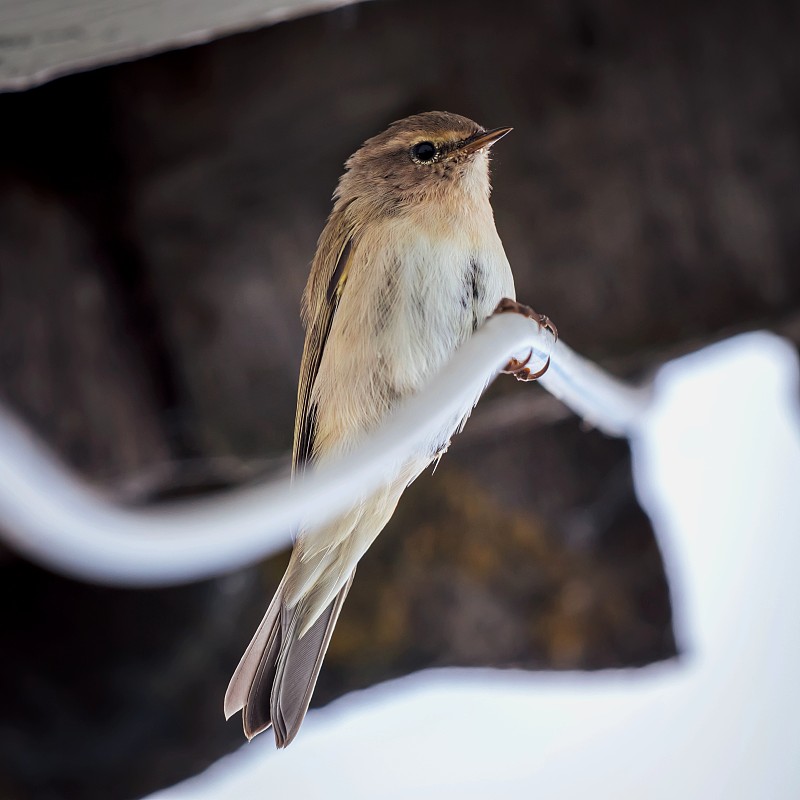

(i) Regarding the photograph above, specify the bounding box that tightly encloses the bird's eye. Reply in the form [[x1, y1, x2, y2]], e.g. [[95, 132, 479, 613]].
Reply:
[[411, 141, 437, 164]]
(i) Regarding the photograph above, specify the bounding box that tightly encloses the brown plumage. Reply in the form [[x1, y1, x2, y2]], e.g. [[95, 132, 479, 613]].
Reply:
[[224, 111, 516, 746]]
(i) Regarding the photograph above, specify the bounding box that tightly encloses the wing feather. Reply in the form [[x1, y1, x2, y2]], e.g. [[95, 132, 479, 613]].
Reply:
[[292, 212, 356, 473]]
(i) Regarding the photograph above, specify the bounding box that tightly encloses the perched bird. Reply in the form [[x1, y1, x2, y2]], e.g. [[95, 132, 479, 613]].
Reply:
[[224, 111, 552, 746]]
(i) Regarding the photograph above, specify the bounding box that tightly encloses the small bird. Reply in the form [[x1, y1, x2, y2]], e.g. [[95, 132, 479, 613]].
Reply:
[[224, 111, 552, 746]]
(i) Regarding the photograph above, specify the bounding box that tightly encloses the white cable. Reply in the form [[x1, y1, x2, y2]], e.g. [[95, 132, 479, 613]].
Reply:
[[0, 312, 650, 587], [538, 339, 651, 438]]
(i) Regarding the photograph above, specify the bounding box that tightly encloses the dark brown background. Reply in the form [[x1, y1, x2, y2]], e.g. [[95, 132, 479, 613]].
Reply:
[[0, 0, 798, 797]]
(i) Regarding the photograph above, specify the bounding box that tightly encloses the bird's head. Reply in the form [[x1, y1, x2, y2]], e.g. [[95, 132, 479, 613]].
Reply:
[[335, 111, 511, 215]]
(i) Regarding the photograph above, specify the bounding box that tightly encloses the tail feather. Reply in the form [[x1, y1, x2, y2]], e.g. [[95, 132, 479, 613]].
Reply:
[[272, 571, 355, 747], [226, 570, 356, 746], [224, 577, 286, 720], [241, 614, 282, 739]]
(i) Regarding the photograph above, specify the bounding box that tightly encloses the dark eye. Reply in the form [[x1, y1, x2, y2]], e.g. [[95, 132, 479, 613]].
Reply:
[[411, 141, 437, 163]]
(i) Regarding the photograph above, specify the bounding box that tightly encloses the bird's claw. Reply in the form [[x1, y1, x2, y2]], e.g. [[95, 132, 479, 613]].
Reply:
[[494, 297, 558, 340], [494, 298, 557, 380], [502, 351, 551, 381]]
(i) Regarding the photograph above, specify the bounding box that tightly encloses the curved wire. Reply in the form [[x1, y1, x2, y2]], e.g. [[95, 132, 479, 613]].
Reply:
[[0, 312, 650, 587]]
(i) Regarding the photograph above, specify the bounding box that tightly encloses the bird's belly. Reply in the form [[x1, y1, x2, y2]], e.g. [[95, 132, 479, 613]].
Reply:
[[380, 240, 513, 395], [311, 235, 513, 461]]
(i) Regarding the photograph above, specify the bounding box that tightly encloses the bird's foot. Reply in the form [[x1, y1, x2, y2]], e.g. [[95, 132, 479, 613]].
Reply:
[[503, 350, 551, 381], [494, 297, 558, 381], [494, 298, 558, 340]]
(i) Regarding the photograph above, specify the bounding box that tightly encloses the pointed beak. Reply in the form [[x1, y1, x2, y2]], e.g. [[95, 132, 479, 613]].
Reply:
[[455, 126, 513, 156]]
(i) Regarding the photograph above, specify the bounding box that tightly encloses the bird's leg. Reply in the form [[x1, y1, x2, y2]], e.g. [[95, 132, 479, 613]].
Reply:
[[493, 297, 558, 381]]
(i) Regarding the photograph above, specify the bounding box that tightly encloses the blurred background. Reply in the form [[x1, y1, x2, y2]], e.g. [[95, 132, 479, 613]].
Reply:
[[0, 0, 798, 797]]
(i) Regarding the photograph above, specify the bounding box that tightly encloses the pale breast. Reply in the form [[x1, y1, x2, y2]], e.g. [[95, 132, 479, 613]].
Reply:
[[310, 209, 514, 461]]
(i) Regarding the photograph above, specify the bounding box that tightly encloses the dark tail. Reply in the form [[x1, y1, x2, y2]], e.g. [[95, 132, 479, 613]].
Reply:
[[225, 570, 355, 746]]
